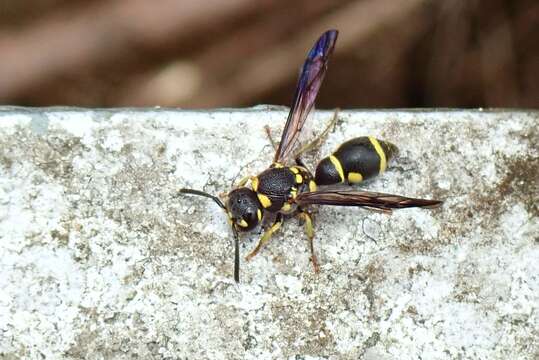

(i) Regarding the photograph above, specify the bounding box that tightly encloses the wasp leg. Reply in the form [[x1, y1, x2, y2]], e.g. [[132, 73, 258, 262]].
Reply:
[[264, 125, 279, 151], [293, 108, 339, 161], [236, 175, 255, 188], [245, 213, 283, 261], [259, 211, 277, 234], [298, 210, 320, 273]]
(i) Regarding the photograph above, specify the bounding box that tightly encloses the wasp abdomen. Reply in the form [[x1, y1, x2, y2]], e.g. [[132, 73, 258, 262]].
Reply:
[[315, 136, 398, 185]]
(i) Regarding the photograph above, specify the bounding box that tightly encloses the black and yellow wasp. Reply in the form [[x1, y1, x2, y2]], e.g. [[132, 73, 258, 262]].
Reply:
[[180, 30, 441, 282]]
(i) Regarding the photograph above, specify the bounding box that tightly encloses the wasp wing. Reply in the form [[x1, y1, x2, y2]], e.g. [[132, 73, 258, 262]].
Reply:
[[273, 30, 338, 164], [296, 189, 442, 213]]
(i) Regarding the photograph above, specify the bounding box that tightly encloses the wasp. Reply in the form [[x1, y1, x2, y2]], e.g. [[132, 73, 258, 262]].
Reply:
[[180, 30, 442, 282]]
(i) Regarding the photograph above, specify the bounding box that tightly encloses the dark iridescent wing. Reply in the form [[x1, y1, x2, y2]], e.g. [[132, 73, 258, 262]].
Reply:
[[273, 30, 338, 164], [296, 189, 442, 213]]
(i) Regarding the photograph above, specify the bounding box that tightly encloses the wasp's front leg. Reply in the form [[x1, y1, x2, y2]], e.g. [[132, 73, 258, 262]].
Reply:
[[245, 213, 283, 261]]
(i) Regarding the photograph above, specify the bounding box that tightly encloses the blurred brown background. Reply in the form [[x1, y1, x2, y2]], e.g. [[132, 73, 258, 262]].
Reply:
[[0, 0, 537, 109]]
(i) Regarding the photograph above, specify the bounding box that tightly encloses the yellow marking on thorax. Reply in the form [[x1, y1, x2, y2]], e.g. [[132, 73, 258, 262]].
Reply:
[[348, 172, 363, 183], [368, 136, 387, 173], [251, 176, 259, 192], [295, 174, 303, 184], [309, 180, 317, 192], [272, 162, 284, 168], [257, 193, 272, 208], [290, 167, 300, 174], [329, 155, 345, 182], [290, 187, 298, 199], [281, 203, 292, 212], [257, 209, 262, 221]]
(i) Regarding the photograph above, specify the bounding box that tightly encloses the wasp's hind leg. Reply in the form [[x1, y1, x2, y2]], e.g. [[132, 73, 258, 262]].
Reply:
[[293, 108, 339, 162], [298, 209, 320, 273], [245, 213, 283, 261], [264, 125, 279, 152]]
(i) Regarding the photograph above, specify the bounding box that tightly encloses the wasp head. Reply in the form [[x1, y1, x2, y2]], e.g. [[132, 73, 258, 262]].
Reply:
[[226, 187, 262, 231]]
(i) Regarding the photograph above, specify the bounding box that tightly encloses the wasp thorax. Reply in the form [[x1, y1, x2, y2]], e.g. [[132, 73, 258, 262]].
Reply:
[[226, 187, 263, 231]]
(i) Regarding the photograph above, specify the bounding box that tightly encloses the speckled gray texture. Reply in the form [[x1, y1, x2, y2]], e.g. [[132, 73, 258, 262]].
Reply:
[[0, 107, 537, 359]]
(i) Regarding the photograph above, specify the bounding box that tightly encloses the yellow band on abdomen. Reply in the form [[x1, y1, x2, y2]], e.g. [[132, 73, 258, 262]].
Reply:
[[329, 155, 345, 182], [348, 172, 363, 183], [368, 136, 387, 173]]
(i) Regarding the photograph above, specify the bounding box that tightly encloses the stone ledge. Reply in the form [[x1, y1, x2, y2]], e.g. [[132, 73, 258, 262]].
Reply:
[[0, 107, 537, 359]]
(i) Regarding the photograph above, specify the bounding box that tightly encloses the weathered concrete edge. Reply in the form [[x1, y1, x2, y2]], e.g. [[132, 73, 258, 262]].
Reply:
[[1, 105, 538, 115], [0, 105, 538, 359]]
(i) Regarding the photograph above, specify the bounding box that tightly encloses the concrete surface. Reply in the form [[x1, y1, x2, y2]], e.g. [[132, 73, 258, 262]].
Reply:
[[0, 107, 537, 359]]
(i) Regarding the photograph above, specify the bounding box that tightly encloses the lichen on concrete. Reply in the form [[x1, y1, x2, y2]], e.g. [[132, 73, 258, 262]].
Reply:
[[0, 107, 537, 359]]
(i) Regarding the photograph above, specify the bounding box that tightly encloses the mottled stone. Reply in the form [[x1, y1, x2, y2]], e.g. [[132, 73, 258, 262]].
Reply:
[[0, 107, 537, 359]]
